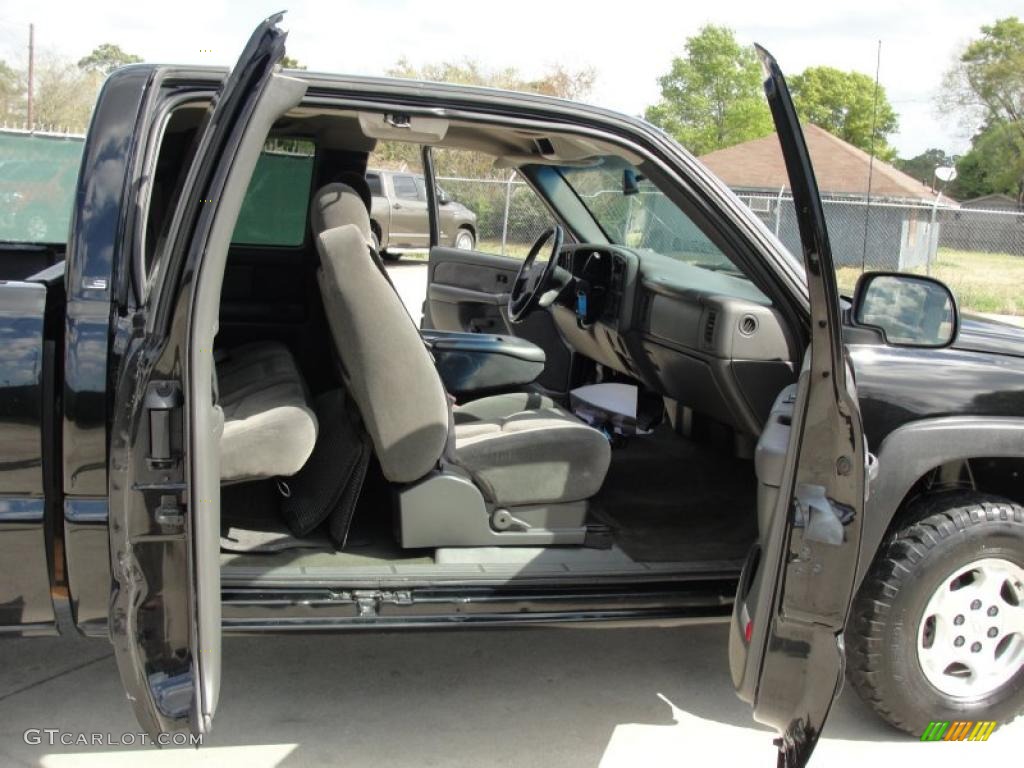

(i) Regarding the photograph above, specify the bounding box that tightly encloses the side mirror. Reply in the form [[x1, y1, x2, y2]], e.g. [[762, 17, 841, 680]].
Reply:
[[437, 188, 451, 205], [852, 272, 959, 348]]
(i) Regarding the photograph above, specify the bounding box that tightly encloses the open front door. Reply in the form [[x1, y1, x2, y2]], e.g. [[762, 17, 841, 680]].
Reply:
[[727, 47, 868, 767], [107, 14, 291, 741]]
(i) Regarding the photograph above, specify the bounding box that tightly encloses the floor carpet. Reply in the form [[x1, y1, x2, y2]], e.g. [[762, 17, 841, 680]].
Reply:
[[591, 426, 759, 564]]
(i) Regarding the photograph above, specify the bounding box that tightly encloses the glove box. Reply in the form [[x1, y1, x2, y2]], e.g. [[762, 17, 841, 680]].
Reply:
[[422, 330, 546, 396]]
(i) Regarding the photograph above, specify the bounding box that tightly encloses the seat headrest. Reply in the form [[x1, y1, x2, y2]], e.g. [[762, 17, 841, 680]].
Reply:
[[311, 183, 371, 240]]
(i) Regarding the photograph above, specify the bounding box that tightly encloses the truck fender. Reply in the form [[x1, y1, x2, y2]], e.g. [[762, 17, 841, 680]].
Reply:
[[858, 415, 1024, 588]]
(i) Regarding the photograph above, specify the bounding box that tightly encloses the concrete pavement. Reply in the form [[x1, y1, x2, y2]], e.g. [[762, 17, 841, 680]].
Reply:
[[0, 621, 1020, 767]]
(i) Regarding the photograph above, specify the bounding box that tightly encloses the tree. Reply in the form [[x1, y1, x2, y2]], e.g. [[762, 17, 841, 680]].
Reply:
[[77, 43, 142, 75], [948, 121, 1024, 200], [0, 60, 24, 126], [386, 58, 595, 100], [281, 56, 306, 70], [380, 59, 597, 176], [789, 66, 899, 160], [895, 148, 955, 188], [644, 25, 772, 156], [943, 16, 1024, 202], [34, 55, 100, 131]]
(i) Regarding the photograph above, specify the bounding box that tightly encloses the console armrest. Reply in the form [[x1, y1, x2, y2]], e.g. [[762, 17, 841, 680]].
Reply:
[[422, 330, 545, 396]]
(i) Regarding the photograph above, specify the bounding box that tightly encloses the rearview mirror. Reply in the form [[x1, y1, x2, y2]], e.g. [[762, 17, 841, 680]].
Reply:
[[622, 168, 645, 196], [852, 272, 958, 348]]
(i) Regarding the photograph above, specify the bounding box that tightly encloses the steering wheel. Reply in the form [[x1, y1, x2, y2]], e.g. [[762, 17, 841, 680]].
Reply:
[[508, 225, 564, 324]]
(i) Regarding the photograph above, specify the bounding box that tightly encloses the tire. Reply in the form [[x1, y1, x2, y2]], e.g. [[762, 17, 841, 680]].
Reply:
[[847, 491, 1024, 736], [372, 226, 400, 262], [455, 227, 475, 251]]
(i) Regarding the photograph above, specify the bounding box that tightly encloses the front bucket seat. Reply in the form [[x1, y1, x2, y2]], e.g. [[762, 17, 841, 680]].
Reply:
[[311, 183, 610, 547]]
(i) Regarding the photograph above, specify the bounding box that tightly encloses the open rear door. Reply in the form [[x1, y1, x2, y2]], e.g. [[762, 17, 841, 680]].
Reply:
[[107, 14, 290, 741], [728, 47, 868, 767]]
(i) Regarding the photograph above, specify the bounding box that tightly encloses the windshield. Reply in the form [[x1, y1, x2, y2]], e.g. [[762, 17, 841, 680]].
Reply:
[[559, 156, 743, 274]]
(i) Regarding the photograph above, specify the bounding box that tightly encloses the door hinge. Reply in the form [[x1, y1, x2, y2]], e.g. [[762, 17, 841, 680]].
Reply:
[[144, 380, 183, 469], [154, 494, 185, 529]]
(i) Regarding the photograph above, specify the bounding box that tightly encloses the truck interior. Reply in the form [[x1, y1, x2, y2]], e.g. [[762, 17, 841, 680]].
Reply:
[[143, 95, 804, 589]]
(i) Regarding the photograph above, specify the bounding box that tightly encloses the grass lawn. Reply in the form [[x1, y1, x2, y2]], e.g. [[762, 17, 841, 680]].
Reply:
[[837, 247, 1024, 317]]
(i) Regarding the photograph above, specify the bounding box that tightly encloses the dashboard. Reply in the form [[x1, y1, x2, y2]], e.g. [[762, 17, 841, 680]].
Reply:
[[551, 244, 798, 436]]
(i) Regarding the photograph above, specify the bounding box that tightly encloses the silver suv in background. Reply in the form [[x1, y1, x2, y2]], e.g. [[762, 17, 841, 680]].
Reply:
[[366, 169, 477, 259]]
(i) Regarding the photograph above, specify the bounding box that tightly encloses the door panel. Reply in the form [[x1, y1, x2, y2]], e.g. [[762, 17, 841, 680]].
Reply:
[[389, 174, 428, 248], [108, 13, 292, 741], [424, 246, 576, 394], [727, 47, 867, 767]]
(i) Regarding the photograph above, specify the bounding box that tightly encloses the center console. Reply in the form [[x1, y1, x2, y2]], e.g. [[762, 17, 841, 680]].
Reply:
[[421, 330, 546, 397]]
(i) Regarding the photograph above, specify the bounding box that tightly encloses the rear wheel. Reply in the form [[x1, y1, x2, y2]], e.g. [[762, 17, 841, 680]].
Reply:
[[372, 224, 401, 262], [847, 492, 1024, 735], [455, 227, 475, 251]]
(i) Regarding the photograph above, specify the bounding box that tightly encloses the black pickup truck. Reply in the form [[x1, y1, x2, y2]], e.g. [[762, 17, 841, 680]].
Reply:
[[1, 15, 1022, 766]]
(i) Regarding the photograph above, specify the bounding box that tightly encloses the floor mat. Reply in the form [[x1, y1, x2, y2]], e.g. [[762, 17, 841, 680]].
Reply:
[[591, 426, 759, 563], [221, 479, 332, 554], [220, 525, 333, 554]]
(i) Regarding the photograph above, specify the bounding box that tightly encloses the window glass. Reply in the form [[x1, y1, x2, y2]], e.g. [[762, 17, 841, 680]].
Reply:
[[393, 174, 419, 200], [366, 173, 383, 196], [433, 147, 557, 259], [558, 156, 742, 275], [415, 177, 427, 201], [232, 138, 315, 246]]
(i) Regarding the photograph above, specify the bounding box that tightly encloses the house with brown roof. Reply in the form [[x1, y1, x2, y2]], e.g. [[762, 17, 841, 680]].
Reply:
[[699, 125, 943, 269], [700, 124, 940, 201]]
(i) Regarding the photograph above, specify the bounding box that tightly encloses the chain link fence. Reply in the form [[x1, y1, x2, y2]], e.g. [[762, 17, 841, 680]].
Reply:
[[437, 174, 554, 257], [736, 191, 1024, 315]]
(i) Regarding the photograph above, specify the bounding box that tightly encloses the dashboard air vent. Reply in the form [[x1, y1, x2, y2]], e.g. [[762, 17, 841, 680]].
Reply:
[[739, 314, 759, 336]]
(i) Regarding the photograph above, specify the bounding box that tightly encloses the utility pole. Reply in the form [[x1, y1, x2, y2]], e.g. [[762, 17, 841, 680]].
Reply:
[[27, 23, 34, 130]]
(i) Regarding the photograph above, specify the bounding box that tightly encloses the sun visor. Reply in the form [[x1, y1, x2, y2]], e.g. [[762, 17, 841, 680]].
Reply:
[[358, 112, 449, 143]]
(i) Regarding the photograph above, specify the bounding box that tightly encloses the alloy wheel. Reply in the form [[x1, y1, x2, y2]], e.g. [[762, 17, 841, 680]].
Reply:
[[917, 557, 1024, 698]]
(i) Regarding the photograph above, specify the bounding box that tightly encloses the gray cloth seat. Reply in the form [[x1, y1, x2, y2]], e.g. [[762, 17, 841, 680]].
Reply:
[[454, 400, 610, 505], [312, 182, 610, 522], [217, 341, 318, 483], [452, 392, 555, 425]]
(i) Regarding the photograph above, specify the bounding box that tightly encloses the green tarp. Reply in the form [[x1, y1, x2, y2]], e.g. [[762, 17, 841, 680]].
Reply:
[[0, 131, 84, 243], [0, 130, 314, 247]]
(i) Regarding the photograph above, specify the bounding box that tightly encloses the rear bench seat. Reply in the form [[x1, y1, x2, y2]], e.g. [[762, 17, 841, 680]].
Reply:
[[215, 341, 318, 483]]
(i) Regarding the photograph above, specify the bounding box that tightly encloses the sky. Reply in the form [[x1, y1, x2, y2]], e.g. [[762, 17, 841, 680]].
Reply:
[[0, 0, 1019, 157]]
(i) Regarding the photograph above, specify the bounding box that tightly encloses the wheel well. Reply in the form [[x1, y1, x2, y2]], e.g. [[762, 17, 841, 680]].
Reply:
[[457, 223, 475, 238], [891, 456, 1024, 531], [370, 219, 382, 240]]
